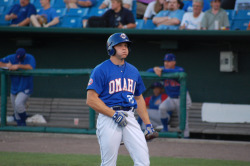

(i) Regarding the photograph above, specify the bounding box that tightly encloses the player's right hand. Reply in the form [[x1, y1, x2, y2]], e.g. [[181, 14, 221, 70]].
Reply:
[[112, 112, 128, 127]]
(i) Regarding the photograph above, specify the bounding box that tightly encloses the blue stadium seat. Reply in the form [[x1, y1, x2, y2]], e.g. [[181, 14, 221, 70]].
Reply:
[[225, 9, 235, 21], [233, 10, 250, 20], [55, 8, 67, 17], [132, 0, 136, 19], [0, 0, 14, 7], [88, 7, 107, 17], [0, 6, 5, 15], [51, 0, 66, 8], [66, 8, 90, 18], [231, 20, 249, 30], [30, 0, 42, 9], [136, 19, 155, 29], [0, 14, 10, 26], [60, 16, 83, 28]]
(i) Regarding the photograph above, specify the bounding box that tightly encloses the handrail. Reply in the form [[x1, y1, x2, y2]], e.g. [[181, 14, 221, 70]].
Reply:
[[0, 69, 187, 137]]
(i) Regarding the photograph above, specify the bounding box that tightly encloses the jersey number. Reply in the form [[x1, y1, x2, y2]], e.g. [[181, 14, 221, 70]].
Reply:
[[127, 95, 134, 104]]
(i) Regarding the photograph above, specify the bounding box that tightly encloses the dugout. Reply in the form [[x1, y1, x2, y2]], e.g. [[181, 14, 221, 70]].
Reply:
[[0, 27, 250, 105]]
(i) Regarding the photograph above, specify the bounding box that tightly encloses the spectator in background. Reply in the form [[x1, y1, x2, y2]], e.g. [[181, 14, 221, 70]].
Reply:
[[143, 0, 164, 22], [64, 0, 96, 9], [0, 48, 36, 126], [5, 0, 36, 27], [234, 0, 250, 12], [147, 53, 192, 137], [136, 0, 155, 19], [153, 0, 184, 30], [201, 0, 229, 30], [138, 82, 168, 131], [182, 0, 211, 12], [99, 0, 133, 10], [180, 0, 204, 30], [86, 0, 136, 28], [30, 0, 59, 27]]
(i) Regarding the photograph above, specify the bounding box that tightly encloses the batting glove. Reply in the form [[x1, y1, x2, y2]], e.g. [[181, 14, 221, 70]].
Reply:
[[144, 124, 155, 135], [112, 112, 128, 127]]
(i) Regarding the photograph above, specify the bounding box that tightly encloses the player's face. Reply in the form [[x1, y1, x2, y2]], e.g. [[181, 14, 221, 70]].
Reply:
[[20, 0, 29, 6], [164, 60, 176, 69], [40, 0, 49, 7], [114, 42, 129, 59], [193, 2, 202, 15], [153, 87, 162, 96], [211, 0, 221, 10], [168, 0, 179, 11]]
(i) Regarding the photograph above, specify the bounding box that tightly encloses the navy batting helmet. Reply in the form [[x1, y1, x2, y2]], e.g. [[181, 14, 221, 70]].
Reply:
[[106, 33, 132, 56]]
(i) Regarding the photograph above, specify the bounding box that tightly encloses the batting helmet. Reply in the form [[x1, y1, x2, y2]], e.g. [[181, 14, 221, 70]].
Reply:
[[106, 33, 132, 56]]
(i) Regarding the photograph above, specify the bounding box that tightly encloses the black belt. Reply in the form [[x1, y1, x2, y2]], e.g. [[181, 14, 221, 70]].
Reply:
[[111, 106, 134, 112]]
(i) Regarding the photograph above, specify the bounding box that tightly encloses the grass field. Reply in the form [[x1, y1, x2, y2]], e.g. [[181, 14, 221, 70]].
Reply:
[[1, 152, 250, 166]]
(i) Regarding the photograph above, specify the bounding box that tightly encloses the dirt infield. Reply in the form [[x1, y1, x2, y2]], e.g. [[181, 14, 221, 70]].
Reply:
[[0, 131, 250, 161]]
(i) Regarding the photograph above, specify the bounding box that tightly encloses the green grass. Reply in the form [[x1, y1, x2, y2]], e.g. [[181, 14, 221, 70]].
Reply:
[[0, 152, 250, 166]]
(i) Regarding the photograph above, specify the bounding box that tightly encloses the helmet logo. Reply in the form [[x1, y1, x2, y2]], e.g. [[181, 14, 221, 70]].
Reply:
[[120, 33, 127, 39]]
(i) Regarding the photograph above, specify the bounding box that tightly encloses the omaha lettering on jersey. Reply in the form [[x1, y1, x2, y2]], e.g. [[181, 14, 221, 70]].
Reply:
[[109, 78, 136, 94]]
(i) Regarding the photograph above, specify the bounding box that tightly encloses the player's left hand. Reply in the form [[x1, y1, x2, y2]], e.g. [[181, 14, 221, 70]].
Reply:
[[112, 112, 128, 127], [144, 124, 159, 141]]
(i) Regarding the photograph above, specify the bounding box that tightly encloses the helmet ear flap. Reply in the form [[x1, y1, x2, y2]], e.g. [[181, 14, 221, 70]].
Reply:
[[107, 42, 116, 56]]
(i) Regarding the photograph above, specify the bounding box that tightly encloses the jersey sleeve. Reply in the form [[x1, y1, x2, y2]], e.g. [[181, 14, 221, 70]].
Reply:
[[134, 74, 146, 96], [86, 66, 105, 95], [27, 54, 36, 69], [0, 55, 13, 63]]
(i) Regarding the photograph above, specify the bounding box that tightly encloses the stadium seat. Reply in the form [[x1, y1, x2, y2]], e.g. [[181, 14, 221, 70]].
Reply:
[[51, 0, 66, 8], [136, 19, 155, 29], [88, 7, 107, 17], [55, 8, 67, 17], [0, 6, 5, 16], [30, 0, 42, 9], [225, 9, 235, 21], [66, 8, 90, 18], [0, 14, 10, 26], [60, 16, 83, 28], [233, 10, 250, 20], [0, 0, 14, 7], [132, 0, 136, 19], [231, 19, 249, 30]]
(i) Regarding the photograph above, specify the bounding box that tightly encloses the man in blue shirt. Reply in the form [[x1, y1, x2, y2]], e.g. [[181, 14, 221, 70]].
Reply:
[[0, 48, 36, 126], [30, 0, 59, 27], [153, 0, 184, 30], [5, 0, 36, 27]]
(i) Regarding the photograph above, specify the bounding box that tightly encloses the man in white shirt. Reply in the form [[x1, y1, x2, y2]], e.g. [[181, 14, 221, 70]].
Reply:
[[180, 0, 204, 30], [99, 0, 133, 10]]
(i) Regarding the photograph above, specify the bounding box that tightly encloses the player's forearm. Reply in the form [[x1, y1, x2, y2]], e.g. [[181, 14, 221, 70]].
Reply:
[[0, 62, 8, 67], [86, 90, 115, 117], [18, 18, 30, 26], [46, 17, 59, 27], [135, 95, 151, 125], [16, 64, 33, 70]]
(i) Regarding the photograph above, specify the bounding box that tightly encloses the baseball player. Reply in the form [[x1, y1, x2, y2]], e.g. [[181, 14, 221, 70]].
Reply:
[[147, 53, 192, 137], [0, 48, 36, 126], [86, 32, 157, 166], [138, 81, 169, 130]]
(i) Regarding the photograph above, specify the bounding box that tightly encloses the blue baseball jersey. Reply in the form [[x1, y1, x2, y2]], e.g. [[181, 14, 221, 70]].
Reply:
[[147, 66, 184, 98], [87, 59, 146, 108], [38, 7, 58, 23], [0, 54, 36, 95], [8, 3, 37, 25]]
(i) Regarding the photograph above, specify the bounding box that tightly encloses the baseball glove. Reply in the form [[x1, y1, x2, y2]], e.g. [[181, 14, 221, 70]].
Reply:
[[38, 15, 47, 27], [144, 124, 159, 141]]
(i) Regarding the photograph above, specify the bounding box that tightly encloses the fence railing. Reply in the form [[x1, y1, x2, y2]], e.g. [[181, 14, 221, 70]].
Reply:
[[0, 69, 187, 138]]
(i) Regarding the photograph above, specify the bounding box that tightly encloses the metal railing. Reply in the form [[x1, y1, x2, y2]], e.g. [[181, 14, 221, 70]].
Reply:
[[0, 69, 187, 138]]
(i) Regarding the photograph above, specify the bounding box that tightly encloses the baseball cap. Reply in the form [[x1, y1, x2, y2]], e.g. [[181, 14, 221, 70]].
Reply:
[[16, 48, 26, 61], [164, 53, 176, 61], [151, 82, 164, 89]]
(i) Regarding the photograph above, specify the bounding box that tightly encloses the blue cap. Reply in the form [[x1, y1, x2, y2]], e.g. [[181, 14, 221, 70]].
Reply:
[[151, 82, 164, 89], [16, 48, 26, 61], [164, 53, 176, 61]]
